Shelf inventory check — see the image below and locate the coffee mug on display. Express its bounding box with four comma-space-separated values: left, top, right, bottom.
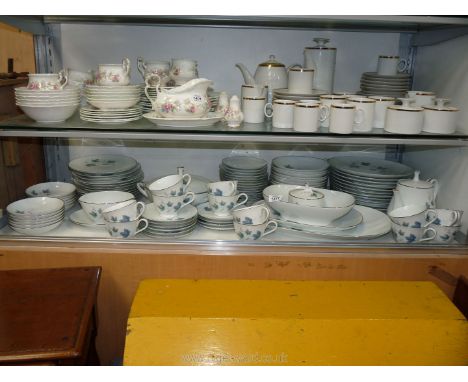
207, 181, 238, 196
105, 218, 149, 238
319, 94, 348, 127
392, 222, 437, 244
425, 209, 463, 227
97, 58, 131, 86
208, 193, 248, 216
137, 174, 191, 198
242, 97, 266, 123
288, 67, 314, 93
232, 204, 270, 225
102, 200, 145, 223
329, 104, 364, 134
153, 192, 195, 217
234, 220, 278, 240
347, 97, 375, 132
293, 102, 328, 133
377, 55, 407, 76
264, 99, 296, 129
369, 96, 395, 129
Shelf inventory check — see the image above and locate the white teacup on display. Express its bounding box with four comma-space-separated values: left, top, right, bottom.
388, 204, 427, 228
208, 193, 248, 216
369, 96, 395, 129
97, 58, 131, 86
264, 99, 296, 129
78, 191, 135, 223
137, 57, 171, 85
425, 209, 463, 227
207, 181, 238, 196
102, 200, 145, 223
170, 58, 198, 85
105, 218, 148, 238
288, 67, 314, 93
319, 94, 348, 128
293, 102, 328, 133
138, 174, 191, 198
377, 55, 407, 76
153, 192, 195, 217
347, 97, 376, 132
234, 220, 278, 240
27, 71, 68, 91
232, 204, 270, 225
288, 187, 325, 207
392, 222, 436, 244
429, 224, 460, 244
329, 103, 364, 134
242, 97, 266, 124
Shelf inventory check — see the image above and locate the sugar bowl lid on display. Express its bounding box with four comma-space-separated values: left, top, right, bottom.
397, 170, 434, 189
258, 55, 285, 68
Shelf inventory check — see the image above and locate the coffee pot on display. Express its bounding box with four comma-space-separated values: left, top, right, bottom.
235, 55, 288, 90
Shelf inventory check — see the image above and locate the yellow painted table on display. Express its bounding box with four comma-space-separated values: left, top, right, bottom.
124, 280, 468, 365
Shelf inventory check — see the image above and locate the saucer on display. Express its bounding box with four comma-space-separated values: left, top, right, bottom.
197, 202, 234, 222
143, 112, 223, 127
70, 209, 105, 227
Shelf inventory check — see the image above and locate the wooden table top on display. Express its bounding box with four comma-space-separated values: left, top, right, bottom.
0, 267, 101, 364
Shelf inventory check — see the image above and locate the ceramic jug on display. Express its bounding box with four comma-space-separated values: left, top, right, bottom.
236, 55, 289, 90
304, 37, 337, 92
395, 171, 439, 208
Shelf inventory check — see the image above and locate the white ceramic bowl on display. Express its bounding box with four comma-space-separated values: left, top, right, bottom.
263, 184, 355, 225
7, 197, 64, 216
9, 220, 63, 235
26, 182, 76, 198
18, 104, 79, 123
79, 191, 135, 223
86, 98, 139, 110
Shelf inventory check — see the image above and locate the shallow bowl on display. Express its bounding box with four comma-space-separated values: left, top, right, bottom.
18, 104, 79, 123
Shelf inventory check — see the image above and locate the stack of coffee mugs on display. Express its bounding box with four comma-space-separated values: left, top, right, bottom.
232, 205, 278, 240
101, 199, 148, 238
207, 181, 248, 217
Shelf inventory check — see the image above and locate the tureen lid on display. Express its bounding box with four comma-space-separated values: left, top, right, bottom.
398, 170, 434, 189
177, 167, 211, 194
258, 55, 285, 68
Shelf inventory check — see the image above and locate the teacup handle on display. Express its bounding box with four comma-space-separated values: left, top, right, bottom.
135, 219, 149, 235
397, 59, 408, 73
419, 227, 437, 242
135, 201, 146, 219
424, 209, 437, 226
262, 220, 278, 237
137, 57, 146, 79
428, 178, 439, 205
354, 108, 364, 125
144, 74, 161, 109
137, 182, 149, 199
319, 105, 329, 122
182, 174, 192, 188
58, 69, 68, 89
260, 205, 271, 221
233, 193, 249, 209
122, 57, 131, 75
264, 102, 273, 118
181, 192, 195, 207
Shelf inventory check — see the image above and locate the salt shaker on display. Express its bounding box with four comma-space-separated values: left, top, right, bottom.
225, 95, 243, 128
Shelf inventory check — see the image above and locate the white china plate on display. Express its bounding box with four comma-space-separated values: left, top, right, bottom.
362, 72, 411, 79
272, 156, 329, 172
143, 112, 223, 127
80, 116, 142, 124
70, 209, 105, 227
69, 155, 138, 175
143, 203, 198, 222
197, 203, 234, 222
222, 156, 268, 170
328, 156, 413, 179
274, 88, 328, 97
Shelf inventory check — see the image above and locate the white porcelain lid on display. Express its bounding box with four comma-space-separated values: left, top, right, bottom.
398, 171, 433, 189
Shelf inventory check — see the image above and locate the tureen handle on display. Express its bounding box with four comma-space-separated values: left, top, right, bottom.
144, 74, 161, 109
122, 57, 131, 75
137, 57, 146, 79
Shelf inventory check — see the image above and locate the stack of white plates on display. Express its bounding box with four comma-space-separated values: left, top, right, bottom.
270, 156, 329, 187
358, 72, 412, 98
142, 203, 198, 238
25, 182, 77, 211
81, 84, 142, 123
197, 202, 234, 230
7, 197, 65, 235
273, 88, 326, 101
68, 154, 144, 196
14, 86, 81, 123
329, 156, 413, 211
219, 156, 269, 203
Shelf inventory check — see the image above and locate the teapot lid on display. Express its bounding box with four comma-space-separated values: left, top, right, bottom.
398, 170, 434, 189
258, 55, 285, 68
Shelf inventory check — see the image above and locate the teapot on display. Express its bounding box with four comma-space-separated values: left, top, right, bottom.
236, 55, 289, 90
144, 75, 212, 118
393, 170, 439, 209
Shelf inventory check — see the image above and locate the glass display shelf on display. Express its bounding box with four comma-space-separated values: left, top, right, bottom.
1, 114, 468, 146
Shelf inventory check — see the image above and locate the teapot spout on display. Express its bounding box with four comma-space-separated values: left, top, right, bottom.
235, 63, 256, 85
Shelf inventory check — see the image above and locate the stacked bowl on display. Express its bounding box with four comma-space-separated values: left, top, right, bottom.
269, 156, 329, 187
7, 197, 65, 235
15, 72, 80, 123
25, 182, 77, 211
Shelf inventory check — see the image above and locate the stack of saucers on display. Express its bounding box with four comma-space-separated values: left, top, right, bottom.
270, 156, 329, 187
80, 84, 142, 123
25, 182, 77, 211
7, 197, 64, 235
69, 154, 144, 196
197, 203, 234, 230
358, 72, 412, 98
207, 90, 220, 112
219, 156, 269, 203
142, 203, 198, 238
139, 84, 155, 113
329, 156, 413, 211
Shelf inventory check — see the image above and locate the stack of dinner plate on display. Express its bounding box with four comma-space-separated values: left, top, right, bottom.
80, 84, 142, 123
270, 156, 329, 187
219, 156, 269, 203
329, 156, 413, 211
25, 182, 77, 211
142, 204, 198, 238
358, 72, 412, 98
68, 154, 144, 196
7, 197, 65, 235
197, 202, 234, 230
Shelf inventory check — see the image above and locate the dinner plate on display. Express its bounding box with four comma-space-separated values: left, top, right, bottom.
328, 156, 413, 179
362, 72, 411, 79
143, 112, 223, 127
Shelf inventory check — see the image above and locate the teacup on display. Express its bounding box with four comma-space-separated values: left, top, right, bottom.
347, 97, 376, 132
242, 97, 266, 123
234, 220, 278, 240
78, 191, 135, 223
208, 193, 248, 216
137, 57, 171, 85
319, 94, 348, 127
376, 55, 407, 76
105, 218, 148, 238
241, 84, 268, 100
97, 58, 131, 86
288, 187, 325, 207
293, 102, 329, 133
425, 209, 463, 227
329, 103, 364, 134
27, 71, 68, 91
207, 181, 238, 196
102, 200, 145, 223
169, 58, 198, 85
264, 99, 296, 129
387, 204, 427, 228
429, 224, 460, 244
138, 174, 191, 198
153, 192, 195, 217
232, 204, 270, 225
369, 96, 395, 129
288, 67, 314, 93
391, 222, 436, 244
67, 69, 95, 86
